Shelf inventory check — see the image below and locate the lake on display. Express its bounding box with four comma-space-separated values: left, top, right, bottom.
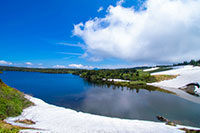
0, 71, 200, 127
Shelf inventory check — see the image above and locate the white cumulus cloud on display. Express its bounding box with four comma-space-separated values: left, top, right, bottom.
0, 60, 12, 65
97, 6, 104, 12
53, 65, 66, 68
25, 62, 33, 65
68, 64, 94, 69
73, 0, 200, 64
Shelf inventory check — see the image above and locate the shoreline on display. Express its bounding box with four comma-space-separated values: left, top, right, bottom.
104, 65, 200, 104
5, 95, 200, 132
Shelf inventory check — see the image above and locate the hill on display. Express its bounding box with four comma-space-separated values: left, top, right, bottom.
0, 79, 32, 132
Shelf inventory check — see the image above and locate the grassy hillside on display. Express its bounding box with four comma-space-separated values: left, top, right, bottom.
0, 79, 33, 132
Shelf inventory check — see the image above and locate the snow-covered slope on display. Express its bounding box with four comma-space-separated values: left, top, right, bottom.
6, 95, 191, 133
149, 65, 200, 104
143, 67, 159, 72
151, 65, 200, 88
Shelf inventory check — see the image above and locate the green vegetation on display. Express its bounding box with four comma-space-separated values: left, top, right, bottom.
75, 69, 157, 83
0, 79, 33, 132
173, 59, 200, 66
76, 69, 177, 85
0, 79, 32, 120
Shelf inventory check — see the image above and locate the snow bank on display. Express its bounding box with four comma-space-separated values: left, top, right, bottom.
149, 65, 200, 104
5, 95, 190, 133
151, 65, 200, 88
104, 78, 130, 82
143, 67, 159, 72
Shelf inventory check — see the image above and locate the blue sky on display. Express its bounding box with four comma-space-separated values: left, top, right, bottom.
0, 0, 199, 68
0, 0, 145, 68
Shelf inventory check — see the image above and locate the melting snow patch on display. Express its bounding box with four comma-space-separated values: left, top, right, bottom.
5, 95, 190, 133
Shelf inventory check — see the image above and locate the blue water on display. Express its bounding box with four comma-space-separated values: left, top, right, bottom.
0, 71, 200, 127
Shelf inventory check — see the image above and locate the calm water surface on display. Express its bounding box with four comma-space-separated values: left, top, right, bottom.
0, 71, 200, 127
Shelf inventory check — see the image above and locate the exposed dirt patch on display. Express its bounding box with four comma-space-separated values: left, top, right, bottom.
180, 128, 200, 133
15, 119, 36, 125
152, 75, 179, 82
